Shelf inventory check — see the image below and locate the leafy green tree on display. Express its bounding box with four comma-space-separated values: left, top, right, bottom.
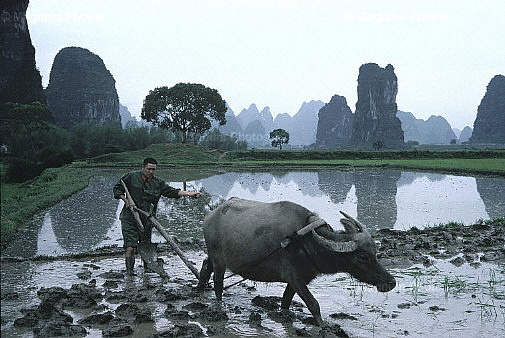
141, 83, 227, 143
1, 102, 76, 182
270, 128, 289, 150
1, 102, 53, 156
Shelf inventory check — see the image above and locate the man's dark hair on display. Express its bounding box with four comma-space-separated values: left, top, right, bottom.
143, 157, 158, 166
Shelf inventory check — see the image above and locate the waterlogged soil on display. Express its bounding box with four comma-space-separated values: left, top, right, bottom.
1, 220, 504, 338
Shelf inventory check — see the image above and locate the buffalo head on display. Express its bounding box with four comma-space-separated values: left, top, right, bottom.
311, 211, 396, 292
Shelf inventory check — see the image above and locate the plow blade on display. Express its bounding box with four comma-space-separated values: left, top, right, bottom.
138, 242, 168, 278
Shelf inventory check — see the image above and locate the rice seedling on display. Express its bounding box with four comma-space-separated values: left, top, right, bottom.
475, 296, 498, 318
442, 275, 468, 296
403, 269, 430, 303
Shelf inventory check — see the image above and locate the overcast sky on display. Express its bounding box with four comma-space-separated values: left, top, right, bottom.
27, 0, 504, 130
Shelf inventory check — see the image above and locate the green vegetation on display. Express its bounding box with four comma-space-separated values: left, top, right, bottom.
141, 83, 227, 143
0, 101, 181, 182
78, 143, 227, 167
2, 143, 505, 248
222, 149, 505, 176
1, 167, 93, 246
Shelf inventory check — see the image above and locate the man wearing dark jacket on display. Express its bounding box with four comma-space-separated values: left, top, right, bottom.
113, 157, 201, 275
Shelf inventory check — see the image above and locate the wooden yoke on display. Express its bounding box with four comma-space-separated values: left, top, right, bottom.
120, 179, 144, 232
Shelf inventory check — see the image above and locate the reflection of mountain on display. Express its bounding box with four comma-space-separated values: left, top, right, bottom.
198, 171, 325, 200
236, 173, 275, 194
276, 172, 322, 197
353, 171, 401, 231
476, 178, 505, 219
37, 213, 67, 256
50, 176, 118, 252
396, 172, 446, 187
195, 172, 241, 200
317, 171, 353, 203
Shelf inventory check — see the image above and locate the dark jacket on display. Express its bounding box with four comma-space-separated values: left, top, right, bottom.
113, 171, 180, 222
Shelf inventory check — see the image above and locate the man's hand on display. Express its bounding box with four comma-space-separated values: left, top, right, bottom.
179, 190, 202, 199
121, 195, 131, 208
190, 192, 202, 199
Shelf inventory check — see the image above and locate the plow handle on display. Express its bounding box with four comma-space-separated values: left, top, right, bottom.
120, 179, 144, 231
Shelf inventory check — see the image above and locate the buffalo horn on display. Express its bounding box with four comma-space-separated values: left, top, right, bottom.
339, 211, 364, 232
311, 230, 357, 253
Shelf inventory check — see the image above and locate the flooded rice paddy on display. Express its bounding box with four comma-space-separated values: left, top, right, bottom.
1, 169, 504, 337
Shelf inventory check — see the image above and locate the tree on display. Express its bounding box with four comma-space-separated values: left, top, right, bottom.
373, 140, 384, 151
141, 83, 227, 143
1, 102, 53, 156
1, 102, 75, 182
270, 128, 289, 150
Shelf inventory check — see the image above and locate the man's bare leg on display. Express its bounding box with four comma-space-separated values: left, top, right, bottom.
125, 246, 135, 275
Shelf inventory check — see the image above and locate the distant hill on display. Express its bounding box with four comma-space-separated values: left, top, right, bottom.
470, 74, 505, 144
315, 95, 353, 148
218, 101, 324, 148
397, 111, 457, 144
281, 100, 325, 145
119, 103, 137, 127
45, 47, 121, 129
216, 102, 467, 148
205, 61, 479, 149
217, 105, 243, 135
350, 63, 404, 149
458, 126, 473, 143
0, 0, 50, 120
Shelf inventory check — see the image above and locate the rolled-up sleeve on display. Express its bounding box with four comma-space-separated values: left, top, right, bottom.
161, 181, 181, 199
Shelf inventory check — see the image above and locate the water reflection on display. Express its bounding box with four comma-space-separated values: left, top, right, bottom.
49, 176, 119, 251
191, 170, 504, 232
2, 169, 504, 259
476, 178, 505, 219
318, 171, 353, 203
353, 170, 401, 229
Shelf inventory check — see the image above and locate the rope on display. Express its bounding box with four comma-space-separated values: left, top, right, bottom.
204, 244, 284, 290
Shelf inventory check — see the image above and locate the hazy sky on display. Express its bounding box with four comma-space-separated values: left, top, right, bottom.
27, 0, 504, 130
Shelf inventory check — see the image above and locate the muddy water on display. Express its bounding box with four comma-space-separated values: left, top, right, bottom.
1, 249, 504, 337
1, 169, 504, 337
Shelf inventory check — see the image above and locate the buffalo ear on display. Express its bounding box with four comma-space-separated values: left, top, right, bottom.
339, 211, 364, 233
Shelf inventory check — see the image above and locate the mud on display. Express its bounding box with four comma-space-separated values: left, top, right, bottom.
2, 219, 503, 337
375, 219, 505, 268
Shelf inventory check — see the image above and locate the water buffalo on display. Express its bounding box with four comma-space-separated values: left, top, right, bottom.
197, 197, 396, 326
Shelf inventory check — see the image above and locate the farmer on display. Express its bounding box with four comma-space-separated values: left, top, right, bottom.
113, 157, 201, 275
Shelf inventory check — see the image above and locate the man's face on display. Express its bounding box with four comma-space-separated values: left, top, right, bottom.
142, 163, 157, 179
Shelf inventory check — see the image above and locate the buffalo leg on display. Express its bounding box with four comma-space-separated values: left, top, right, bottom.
281, 284, 296, 309
291, 282, 324, 326
212, 264, 225, 300
197, 258, 213, 289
